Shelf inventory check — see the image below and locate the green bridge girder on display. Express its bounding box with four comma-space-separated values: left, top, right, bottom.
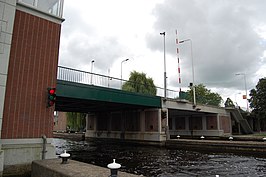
55, 80, 162, 113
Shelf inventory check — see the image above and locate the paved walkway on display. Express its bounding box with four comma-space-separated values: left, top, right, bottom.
32, 159, 142, 177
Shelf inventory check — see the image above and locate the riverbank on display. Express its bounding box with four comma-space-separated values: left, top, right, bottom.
32, 158, 142, 177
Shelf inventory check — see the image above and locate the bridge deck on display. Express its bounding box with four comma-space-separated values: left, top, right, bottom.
56, 80, 161, 112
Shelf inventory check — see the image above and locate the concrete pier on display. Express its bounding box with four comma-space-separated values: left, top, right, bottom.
32, 159, 142, 177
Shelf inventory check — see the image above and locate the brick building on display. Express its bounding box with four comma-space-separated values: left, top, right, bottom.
0, 0, 64, 175
54, 111, 67, 132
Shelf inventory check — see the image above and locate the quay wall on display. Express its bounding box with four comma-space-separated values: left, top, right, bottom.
32, 158, 141, 177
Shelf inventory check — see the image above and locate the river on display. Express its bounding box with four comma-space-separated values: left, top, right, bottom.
52, 138, 266, 177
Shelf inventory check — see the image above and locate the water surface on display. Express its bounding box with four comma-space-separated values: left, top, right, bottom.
53, 138, 266, 177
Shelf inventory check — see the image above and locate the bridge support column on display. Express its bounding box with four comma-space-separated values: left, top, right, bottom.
140, 111, 145, 133
202, 116, 207, 131
185, 116, 189, 131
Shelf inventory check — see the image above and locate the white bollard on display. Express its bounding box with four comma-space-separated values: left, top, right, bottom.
107, 159, 121, 177
60, 150, 70, 164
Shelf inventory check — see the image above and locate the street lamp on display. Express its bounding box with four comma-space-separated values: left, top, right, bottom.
160, 32, 167, 99
108, 68, 111, 88
235, 73, 249, 112
179, 39, 196, 107
121, 58, 129, 88
160, 32, 170, 140
90, 60, 95, 84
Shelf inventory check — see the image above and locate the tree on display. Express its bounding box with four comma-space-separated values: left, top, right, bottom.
122, 71, 156, 96
186, 84, 222, 106
66, 112, 86, 132
249, 78, 266, 120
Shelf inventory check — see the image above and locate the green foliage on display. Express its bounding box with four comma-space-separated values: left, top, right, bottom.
249, 78, 266, 119
186, 84, 222, 106
122, 71, 156, 96
66, 112, 86, 131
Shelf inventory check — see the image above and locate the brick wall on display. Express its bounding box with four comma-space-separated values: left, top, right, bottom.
2, 10, 61, 139
54, 112, 67, 132
219, 116, 231, 133
206, 116, 218, 130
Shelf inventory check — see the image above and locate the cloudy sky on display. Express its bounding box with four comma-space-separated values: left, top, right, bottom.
58, 0, 266, 109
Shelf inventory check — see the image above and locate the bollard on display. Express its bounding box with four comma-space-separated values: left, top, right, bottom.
60, 150, 70, 164
107, 159, 121, 177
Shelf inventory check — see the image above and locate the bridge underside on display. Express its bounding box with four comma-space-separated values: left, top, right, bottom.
55, 80, 161, 113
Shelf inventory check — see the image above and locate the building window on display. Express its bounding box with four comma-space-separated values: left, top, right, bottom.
17, 0, 64, 17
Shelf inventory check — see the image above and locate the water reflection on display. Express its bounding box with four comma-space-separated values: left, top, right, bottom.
53, 138, 266, 177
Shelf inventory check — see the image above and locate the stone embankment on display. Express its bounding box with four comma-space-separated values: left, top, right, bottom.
32, 158, 142, 177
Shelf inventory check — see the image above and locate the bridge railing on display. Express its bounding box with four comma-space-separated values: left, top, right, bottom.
57, 66, 180, 99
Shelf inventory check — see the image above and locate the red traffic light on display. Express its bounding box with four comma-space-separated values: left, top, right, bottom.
49, 88, 56, 94
47, 87, 56, 108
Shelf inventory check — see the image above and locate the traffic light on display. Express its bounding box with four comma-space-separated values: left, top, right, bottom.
47, 87, 56, 107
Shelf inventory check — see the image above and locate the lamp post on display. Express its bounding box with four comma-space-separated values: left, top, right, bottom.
235, 73, 249, 112
120, 58, 129, 88
179, 39, 196, 107
160, 32, 167, 99
108, 68, 111, 88
90, 60, 95, 84
160, 32, 170, 140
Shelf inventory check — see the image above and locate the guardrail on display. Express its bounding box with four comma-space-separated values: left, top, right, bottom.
57, 66, 179, 99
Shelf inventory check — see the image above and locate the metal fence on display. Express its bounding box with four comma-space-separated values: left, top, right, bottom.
57, 66, 179, 99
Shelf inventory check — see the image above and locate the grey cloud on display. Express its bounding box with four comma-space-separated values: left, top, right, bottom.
147, 0, 266, 91
59, 3, 127, 71
59, 33, 126, 71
